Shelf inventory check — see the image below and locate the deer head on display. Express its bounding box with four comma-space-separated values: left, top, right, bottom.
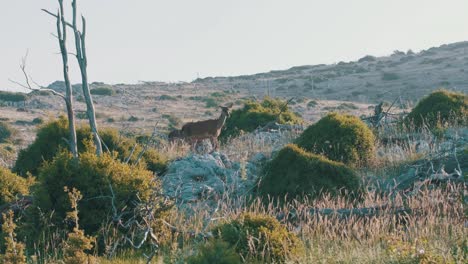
217, 103, 233, 128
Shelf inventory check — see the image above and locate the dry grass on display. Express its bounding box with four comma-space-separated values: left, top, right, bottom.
154, 181, 465, 263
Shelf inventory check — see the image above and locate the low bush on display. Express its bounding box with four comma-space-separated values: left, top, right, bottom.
213, 212, 303, 263
32, 117, 44, 125
14, 117, 168, 176
382, 72, 399, 81
0, 166, 32, 206
204, 97, 218, 108
158, 94, 178, 101
405, 90, 467, 129
358, 55, 376, 63
34, 146, 157, 234
128, 116, 139, 122
0, 91, 28, 102
90, 87, 115, 96
257, 144, 361, 201
307, 100, 318, 108
186, 239, 241, 264
295, 112, 375, 166
221, 97, 303, 140
0, 122, 16, 143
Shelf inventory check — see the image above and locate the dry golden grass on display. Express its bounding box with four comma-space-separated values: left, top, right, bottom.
154, 182, 465, 263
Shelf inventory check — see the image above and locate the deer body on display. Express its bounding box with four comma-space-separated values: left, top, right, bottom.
180, 104, 232, 151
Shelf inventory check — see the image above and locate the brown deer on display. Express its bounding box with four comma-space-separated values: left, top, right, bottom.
180, 103, 233, 151
168, 129, 184, 143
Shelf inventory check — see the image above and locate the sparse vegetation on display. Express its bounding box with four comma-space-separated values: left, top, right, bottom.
159, 94, 178, 101
295, 112, 375, 166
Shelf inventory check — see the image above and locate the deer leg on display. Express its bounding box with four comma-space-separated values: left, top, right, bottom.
209, 137, 218, 153
191, 138, 199, 152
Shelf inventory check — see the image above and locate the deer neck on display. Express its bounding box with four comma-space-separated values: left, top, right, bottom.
217, 111, 228, 129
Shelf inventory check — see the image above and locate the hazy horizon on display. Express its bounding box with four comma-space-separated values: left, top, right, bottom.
1, 0, 468, 92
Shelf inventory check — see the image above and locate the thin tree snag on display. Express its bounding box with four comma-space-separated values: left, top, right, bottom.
71, 0, 102, 155
44, 0, 103, 155
57, 0, 78, 158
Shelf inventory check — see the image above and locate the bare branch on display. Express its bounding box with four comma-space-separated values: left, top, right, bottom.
42, 8, 73, 28
9, 53, 66, 100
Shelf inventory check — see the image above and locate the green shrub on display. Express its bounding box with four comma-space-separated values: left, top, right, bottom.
0, 122, 16, 143
221, 97, 303, 140
204, 97, 218, 108
405, 90, 467, 129
34, 147, 156, 234
14, 118, 168, 176
0, 166, 32, 206
162, 114, 182, 129
158, 94, 177, 101
295, 113, 375, 166
358, 55, 376, 63
32, 117, 44, 125
186, 239, 241, 264
90, 87, 115, 96
258, 144, 361, 200
128, 116, 139, 122
382, 72, 399, 81
0, 91, 28, 102
213, 213, 303, 263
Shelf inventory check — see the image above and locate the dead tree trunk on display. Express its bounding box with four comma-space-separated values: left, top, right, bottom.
71, 0, 102, 155
43, 0, 102, 155
57, 0, 78, 158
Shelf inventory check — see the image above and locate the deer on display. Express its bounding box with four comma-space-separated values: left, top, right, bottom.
168, 129, 184, 143
180, 103, 233, 152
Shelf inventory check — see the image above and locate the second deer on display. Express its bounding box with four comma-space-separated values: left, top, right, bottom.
179, 103, 233, 152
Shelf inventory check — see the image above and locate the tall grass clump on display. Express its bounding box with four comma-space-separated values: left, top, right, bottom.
295, 112, 375, 166
186, 239, 241, 264
257, 144, 361, 201
213, 212, 303, 263
221, 97, 303, 140
405, 89, 467, 129
0, 122, 16, 143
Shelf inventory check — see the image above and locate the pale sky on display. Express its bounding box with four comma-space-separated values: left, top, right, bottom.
1, 0, 467, 91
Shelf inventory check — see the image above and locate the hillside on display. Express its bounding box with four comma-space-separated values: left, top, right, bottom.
1, 41, 468, 158
194, 41, 468, 103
